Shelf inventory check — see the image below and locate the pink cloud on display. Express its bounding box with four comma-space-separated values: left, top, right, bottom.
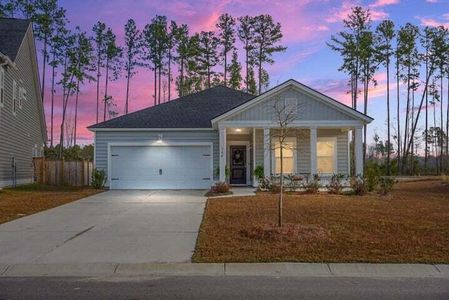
416, 16, 449, 28
369, 0, 400, 8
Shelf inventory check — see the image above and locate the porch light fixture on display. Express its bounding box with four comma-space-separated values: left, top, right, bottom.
157, 134, 163, 143
235, 128, 242, 132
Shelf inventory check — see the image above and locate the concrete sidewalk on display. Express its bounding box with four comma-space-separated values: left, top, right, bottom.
1, 262, 448, 278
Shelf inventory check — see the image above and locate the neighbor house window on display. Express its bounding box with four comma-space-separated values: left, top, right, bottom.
272, 137, 296, 174
12, 79, 17, 114
317, 137, 337, 174
19, 87, 26, 108
0, 67, 4, 107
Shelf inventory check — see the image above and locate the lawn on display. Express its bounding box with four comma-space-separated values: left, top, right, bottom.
0, 184, 102, 224
193, 180, 449, 263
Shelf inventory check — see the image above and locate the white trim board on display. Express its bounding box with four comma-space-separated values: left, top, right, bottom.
212, 79, 373, 125
89, 127, 215, 132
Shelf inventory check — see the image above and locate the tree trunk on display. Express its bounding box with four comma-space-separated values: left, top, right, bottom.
153, 66, 157, 105
425, 53, 429, 173
278, 138, 283, 227
168, 50, 171, 101
50, 52, 56, 148
396, 51, 401, 174
74, 79, 80, 145
245, 42, 249, 92
158, 66, 161, 105
125, 65, 131, 114
446, 75, 449, 170
402, 65, 411, 174
96, 57, 101, 124
386, 55, 391, 176
224, 48, 227, 87
258, 46, 262, 95
103, 56, 110, 122
41, 35, 48, 103
363, 76, 368, 169
180, 58, 184, 97
440, 74, 444, 174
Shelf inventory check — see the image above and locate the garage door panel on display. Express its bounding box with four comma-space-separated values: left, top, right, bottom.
110, 145, 212, 189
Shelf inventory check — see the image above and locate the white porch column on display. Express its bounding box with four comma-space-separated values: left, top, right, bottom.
355, 126, 364, 176
253, 128, 258, 187
219, 127, 227, 182
263, 128, 271, 177
310, 127, 317, 175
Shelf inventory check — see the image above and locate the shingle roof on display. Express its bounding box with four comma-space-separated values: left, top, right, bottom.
0, 18, 30, 61
89, 86, 256, 129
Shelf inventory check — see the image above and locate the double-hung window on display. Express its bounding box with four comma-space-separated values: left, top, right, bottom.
317, 137, 337, 174
272, 137, 296, 174
0, 67, 4, 107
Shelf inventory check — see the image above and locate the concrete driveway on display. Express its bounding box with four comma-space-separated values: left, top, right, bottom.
0, 190, 206, 264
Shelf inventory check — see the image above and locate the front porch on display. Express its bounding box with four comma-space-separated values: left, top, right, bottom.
218, 125, 364, 187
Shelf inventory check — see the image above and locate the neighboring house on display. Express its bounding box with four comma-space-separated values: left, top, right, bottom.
0, 18, 46, 188
89, 79, 373, 190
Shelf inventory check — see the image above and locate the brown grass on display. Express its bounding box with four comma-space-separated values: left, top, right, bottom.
0, 184, 102, 224
193, 180, 449, 263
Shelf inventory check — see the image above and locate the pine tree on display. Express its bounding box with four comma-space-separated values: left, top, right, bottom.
197, 31, 218, 89
228, 49, 242, 90
238, 16, 256, 93
216, 13, 236, 86
173, 23, 190, 97
376, 20, 395, 176
124, 19, 142, 114
102, 27, 122, 121
92, 21, 107, 123
252, 14, 286, 94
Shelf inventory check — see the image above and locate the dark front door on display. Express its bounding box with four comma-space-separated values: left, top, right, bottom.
230, 145, 246, 185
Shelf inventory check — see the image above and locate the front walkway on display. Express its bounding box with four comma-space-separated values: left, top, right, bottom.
0, 190, 206, 264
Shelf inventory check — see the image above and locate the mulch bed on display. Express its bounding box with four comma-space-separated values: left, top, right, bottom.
193, 180, 449, 263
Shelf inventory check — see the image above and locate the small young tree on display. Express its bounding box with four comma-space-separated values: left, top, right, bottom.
269, 98, 298, 227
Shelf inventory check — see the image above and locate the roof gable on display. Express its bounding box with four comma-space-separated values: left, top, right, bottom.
212, 79, 374, 125
0, 18, 30, 61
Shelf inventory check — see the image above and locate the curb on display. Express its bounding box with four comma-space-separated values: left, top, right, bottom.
1, 263, 449, 278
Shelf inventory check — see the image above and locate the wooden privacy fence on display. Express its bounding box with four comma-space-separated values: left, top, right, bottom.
33, 158, 93, 186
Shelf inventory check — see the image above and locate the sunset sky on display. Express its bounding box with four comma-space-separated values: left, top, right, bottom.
46, 0, 449, 145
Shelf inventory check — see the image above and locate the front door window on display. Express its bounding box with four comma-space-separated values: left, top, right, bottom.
230, 145, 246, 184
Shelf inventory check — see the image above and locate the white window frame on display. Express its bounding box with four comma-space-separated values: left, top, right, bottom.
12, 79, 17, 115
271, 136, 297, 175
0, 67, 4, 107
317, 137, 338, 175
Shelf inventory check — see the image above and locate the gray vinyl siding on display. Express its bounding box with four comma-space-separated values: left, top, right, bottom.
254, 129, 264, 167
297, 129, 310, 174
94, 130, 219, 184
0, 27, 45, 187
228, 87, 353, 121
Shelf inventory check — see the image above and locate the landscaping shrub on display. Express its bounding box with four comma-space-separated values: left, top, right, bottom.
258, 177, 272, 191
350, 175, 366, 196
253, 166, 264, 182
91, 168, 106, 189
305, 174, 321, 194
365, 161, 380, 192
327, 173, 345, 194
286, 174, 303, 192
378, 177, 395, 195
212, 182, 230, 194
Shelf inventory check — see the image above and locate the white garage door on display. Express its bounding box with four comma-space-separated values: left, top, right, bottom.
109, 145, 213, 189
